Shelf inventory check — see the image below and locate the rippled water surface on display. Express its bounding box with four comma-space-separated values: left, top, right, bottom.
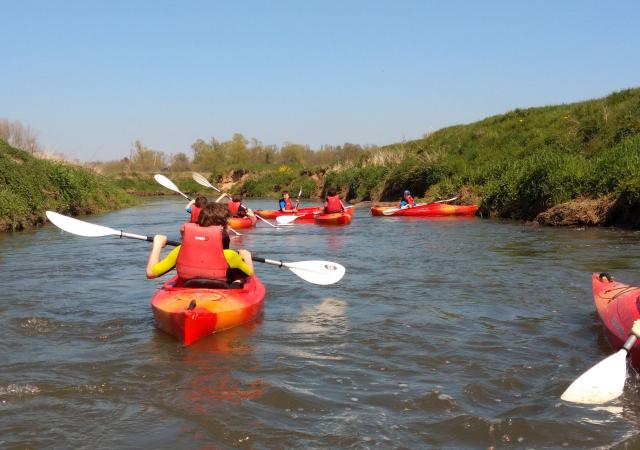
2, 198, 640, 449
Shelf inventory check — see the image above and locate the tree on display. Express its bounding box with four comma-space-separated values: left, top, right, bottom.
130, 140, 166, 171
226, 133, 249, 166
191, 138, 226, 174
279, 142, 306, 165
169, 152, 191, 172
0, 118, 40, 153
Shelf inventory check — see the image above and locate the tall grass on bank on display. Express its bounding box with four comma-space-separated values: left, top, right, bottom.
324, 87, 640, 222
0, 140, 134, 231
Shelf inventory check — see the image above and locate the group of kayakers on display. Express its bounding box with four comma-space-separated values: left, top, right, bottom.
279, 188, 347, 214
145, 187, 411, 286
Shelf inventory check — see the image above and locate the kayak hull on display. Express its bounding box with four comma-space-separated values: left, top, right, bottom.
371, 203, 479, 217
228, 215, 258, 229
255, 207, 320, 222
592, 273, 640, 370
256, 207, 354, 223
315, 212, 352, 226
151, 275, 266, 345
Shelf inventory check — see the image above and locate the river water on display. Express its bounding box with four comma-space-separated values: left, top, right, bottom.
2, 198, 640, 449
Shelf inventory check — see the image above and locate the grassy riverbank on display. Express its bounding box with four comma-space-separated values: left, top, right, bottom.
0, 140, 135, 231
319, 88, 640, 226
55, 87, 639, 228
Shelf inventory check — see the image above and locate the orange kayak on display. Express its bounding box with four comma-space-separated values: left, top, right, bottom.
315, 212, 352, 226
151, 275, 266, 345
371, 203, 478, 217
254, 207, 321, 221
592, 273, 640, 369
228, 215, 258, 229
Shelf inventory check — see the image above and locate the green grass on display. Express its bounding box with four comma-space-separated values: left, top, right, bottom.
0, 140, 135, 231
235, 165, 320, 198
322, 87, 640, 222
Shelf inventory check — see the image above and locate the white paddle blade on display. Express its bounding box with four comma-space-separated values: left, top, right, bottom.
46, 211, 119, 238
284, 261, 346, 285
255, 214, 278, 228
192, 172, 216, 190
382, 208, 401, 216
153, 174, 180, 192
276, 215, 300, 225
561, 349, 628, 404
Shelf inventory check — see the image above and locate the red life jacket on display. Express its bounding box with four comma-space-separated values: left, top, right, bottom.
280, 197, 294, 211
325, 195, 344, 213
189, 205, 202, 223
406, 195, 415, 206
227, 201, 241, 217
176, 223, 228, 281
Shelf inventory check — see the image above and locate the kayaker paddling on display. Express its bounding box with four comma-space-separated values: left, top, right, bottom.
227, 193, 254, 218
146, 202, 254, 286
279, 191, 296, 212
323, 187, 346, 213
185, 195, 208, 223
399, 190, 416, 209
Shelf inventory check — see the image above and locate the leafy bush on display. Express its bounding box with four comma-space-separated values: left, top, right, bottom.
0, 140, 135, 231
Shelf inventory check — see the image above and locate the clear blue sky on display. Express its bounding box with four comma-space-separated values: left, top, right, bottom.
2, 0, 639, 161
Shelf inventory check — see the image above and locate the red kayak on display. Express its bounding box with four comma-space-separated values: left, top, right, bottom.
228, 215, 258, 229
592, 273, 640, 369
315, 212, 352, 226
151, 275, 266, 345
371, 203, 478, 217
254, 207, 320, 222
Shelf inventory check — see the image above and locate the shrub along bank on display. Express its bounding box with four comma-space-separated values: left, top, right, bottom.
0, 140, 135, 231
321, 88, 640, 226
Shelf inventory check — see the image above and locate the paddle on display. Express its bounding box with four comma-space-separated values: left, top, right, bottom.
191, 172, 279, 229
561, 319, 640, 404
153, 174, 242, 236
276, 214, 304, 225
294, 186, 303, 210
45, 211, 345, 285
381, 196, 459, 216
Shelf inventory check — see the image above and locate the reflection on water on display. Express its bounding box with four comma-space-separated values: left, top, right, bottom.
1, 198, 640, 448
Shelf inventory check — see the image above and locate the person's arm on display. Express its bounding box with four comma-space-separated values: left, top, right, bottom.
146, 235, 167, 278
146, 235, 180, 279
185, 199, 195, 212
224, 249, 253, 276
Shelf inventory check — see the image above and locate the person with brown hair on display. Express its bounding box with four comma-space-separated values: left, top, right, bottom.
146, 202, 254, 284
227, 193, 254, 218
185, 195, 208, 223
323, 187, 345, 213
278, 191, 296, 212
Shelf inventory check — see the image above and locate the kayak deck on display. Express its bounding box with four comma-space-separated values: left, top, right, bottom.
315, 212, 352, 225
371, 203, 478, 217
592, 273, 640, 369
228, 215, 258, 229
151, 275, 266, 345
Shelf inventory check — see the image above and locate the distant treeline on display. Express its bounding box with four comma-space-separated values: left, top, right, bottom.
90, 135, 376, 181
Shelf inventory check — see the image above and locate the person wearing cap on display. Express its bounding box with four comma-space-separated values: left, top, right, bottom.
399, 190, 416, 208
